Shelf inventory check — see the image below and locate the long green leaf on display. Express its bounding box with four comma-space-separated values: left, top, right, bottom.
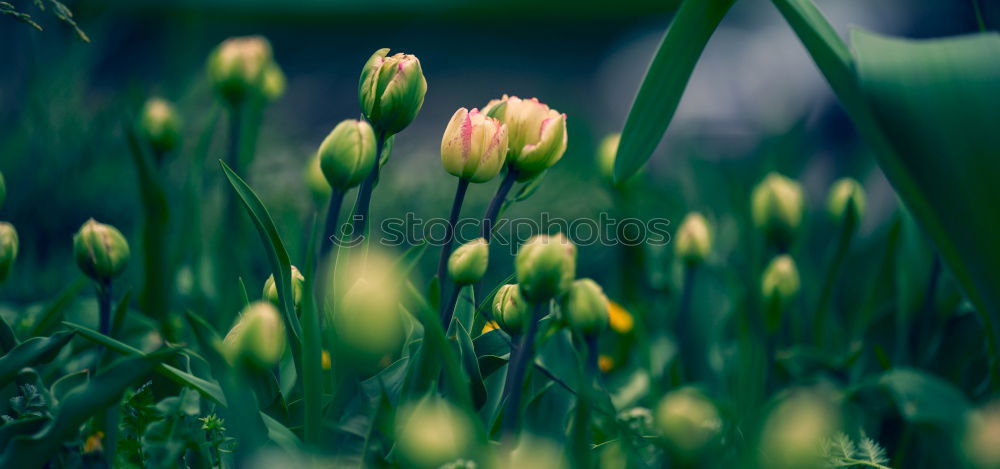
613, 0, 736, 182
0, 331, 75, 386
27, 276, 87, 337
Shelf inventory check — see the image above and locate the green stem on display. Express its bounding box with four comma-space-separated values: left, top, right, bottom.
812, 213, 857, 347
480, 167, 518, 241
319, 187, 346, 259
675, 265, 700, 383
500, 302, 544, 444
97, 279, 112, 337
350, 132, 387, 244
437, 178, 470, 310
972, 0, 986, 31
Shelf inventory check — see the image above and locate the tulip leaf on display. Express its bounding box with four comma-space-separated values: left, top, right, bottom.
876, 368, 971, 434
613, 0, 737, 182
0, 331, 75, 386
0, 313, 17, 352
49, 369, 90, 404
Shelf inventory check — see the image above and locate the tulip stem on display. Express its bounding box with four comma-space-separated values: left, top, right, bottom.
811, 211, 857, 347
500, 302, 544, 444
437, 178, 470, 320
440, 284, 463, 327
481, 167, 519, 241
676, 265, 701, 383
351, 132, 387, 244
97, 278, 112, 337
319, 187, 346, 259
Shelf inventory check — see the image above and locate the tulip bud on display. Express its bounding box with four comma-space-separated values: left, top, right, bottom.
222, 301, 286, 368
0, 222, 17, 283
758, 391, 840, 469
440, 108, 508, 183
674, 212, 712, 265
138, 97, 181, 156
761, 254, 800, 306
492, 284, 529, 335
596, 133, 621, 183
206, 35, 274, 105
396, 397, 474, 469
447, 238, 489, 285
73, 219, 130, 282
654, 388, 722, 459
304, 155, 332, 205
318, 119, 377, 191
560, 278, 609, 336
334, 252, 405, 370
751, 172, 804, 248
514, 234, 576, 303
483, 95, 567, 180
965, 401, 1000, 469
261, 62, 286, 101
826, 177, 866, 223
262, 265, 305, 308
358, 48, 427, 136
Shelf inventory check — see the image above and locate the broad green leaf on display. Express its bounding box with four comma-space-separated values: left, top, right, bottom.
613, 0, 737, 182
0, 331, 75, 386
49, 369, 90, 403
0, 313, 17, 352
876, 368, 971, 434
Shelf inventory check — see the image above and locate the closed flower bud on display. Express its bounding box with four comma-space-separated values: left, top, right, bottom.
304, 155, 332, 205
206, 35, 274, 105
761, 254, 800, 305
396, 397, 474, 469
262, 265, 305, 308
358, 48, 427, 136
334, 251, 405, 370
483, 95, 567, 180
223, 301, 286, 368
759, 391, 840, 469
751, 172, 804, 248
138, 97, 182, 156
655, 388, 722, 459
493, 284, 529, 335
73, 219, 130, 282
965, 401, 1000, 469
447, 238, 488, 285
515, 234, 576, 303
674, 212, 712, 265
560, 278, 609, 336
0, 222, 17, 283
440, 108, 508, 183
318, 119, 377, 191
596, 133, 621, 183
261, 62, 286, 101
826, 177, 866, 223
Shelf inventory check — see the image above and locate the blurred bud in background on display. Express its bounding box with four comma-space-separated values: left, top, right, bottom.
358, 48, 427, 136
206, 35, 274, 106
965, 401, 1000, 469
761, 254, 800, 331
0, 222, 17, 282
261, 62, 286, 101
560, 278, 609, 336
222, 301, 286, 369
440, 108, 508, 183
318, 119, 377, 191
395, 396, 474, 469
826, 177, 866, 224
752, 172, 804, 249
758, 390, 841, 469
654, 387, 722, 461
73, 218, 130, 282
674, 212, 712, 266
448, 238, 489, 285
333, 249, 406, 371
515, 233, 576, 304
262, 265, 305, 309
137, 97, 181, 158
596, 133, 621, 184
506, 436, 568, 469
493, 284, 529, 335
483, 95, 567, 180
304, 155, 332, 206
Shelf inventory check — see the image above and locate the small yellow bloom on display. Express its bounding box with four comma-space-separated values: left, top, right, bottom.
84, 431, 104, 454
607, 300, 634, 334
598, 355, 615, 373
321, 350, 331, 370
481, 321, 500, 335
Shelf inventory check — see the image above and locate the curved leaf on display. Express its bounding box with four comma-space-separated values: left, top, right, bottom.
0, 331, 75, 386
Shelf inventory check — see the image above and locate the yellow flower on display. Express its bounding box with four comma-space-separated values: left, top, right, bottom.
598, 355, 615, 373
481, 321, 499, 335
321, 350, 331, 370
607, 300, 634, 334
84, 431, 105, 454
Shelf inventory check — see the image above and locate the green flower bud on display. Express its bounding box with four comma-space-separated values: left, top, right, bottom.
447, 238, 488, 285
334, 252, 405, 370
440, 108, 508, 183
358, 48, 427, 136
751, 172, 804, 248
206, 35, 274, 105
0, 222, 17, 283
514, 234, 576, 303
73, 219, 130, 282
758, 391, 840, 469
965, 401, 1000, 469
674, 212, 712, 265
318, 119, 377, 191
138, 97, 181, 156
482, 95, 567, 180
826, 177, 866, 222
654, 388, 722, 459
596, 133, 620, 183
261, 62, 286, 101
492, 284, 529, 335
223, 301, 286, 368
761, 254, 800, 305
396, 397, 474, 469
262, 265, 305, 308
304, 155, 332, 205
560, 278, 609, 336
